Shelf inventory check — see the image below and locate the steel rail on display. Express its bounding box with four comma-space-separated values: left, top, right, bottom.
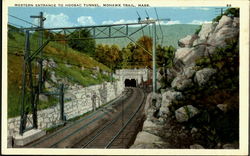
105, 90, 146, 148
80, 88, 145, 148
79, 89, 133, 148
48, 89, 133, 148
29, 88, 132, 147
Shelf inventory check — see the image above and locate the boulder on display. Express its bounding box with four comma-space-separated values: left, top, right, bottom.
217, 104, 228, 112
206, 16, 239, 55
130, 131, 169, 149
39, 94, 49, 102
7, 136, 13, 148
208, 27, 239, 49
142, 119, 164, 136
146, 108, 157, 119
175, 48, 193, 62
157, 81, 162, 91
198, 23, 216, 40
175, 105, 200, 122
171, 76, 193, 91
47, 59, 57, 68
214, 15, 233, 32
233, 17, 239, 27
50, 71, 57, 83
44, 82, 52, 89
194, 68, 217, 86
159, 106, 171, 118
191, 127, 198, 134
157, 69, 164, 81
161, 97, 172, 108
178, 35, 198, 48
190, 144, 205, 149
161, 90, 183, 107
174, 46, 205, 66
130, 142, 169, 149
144, 93, 153, 115
223, 143, 238, 149
151, 93, 162, 108
183, 66, 196, 79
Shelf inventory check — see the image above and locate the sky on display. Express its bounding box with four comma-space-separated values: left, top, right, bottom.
8, 7, 227, 28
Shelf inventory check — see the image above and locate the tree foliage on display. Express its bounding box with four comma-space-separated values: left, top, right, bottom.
95, 44, 122, 70
133, 36, 152, 67
68, 29, 96, 55
156, 45, 176, 68
212, 8, 239, 22
94, 35, 155, 69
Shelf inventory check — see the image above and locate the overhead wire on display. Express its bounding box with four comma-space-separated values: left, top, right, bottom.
8, 22, 24, 29
154, 8, 164, 45
145, 10, 152, 37
8, 14, 39, 27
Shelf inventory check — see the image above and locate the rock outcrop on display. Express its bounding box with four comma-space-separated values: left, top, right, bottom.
175, 105, 200, 123
178, 35, 198, 48
130, 14, 239, 149
194, 68, 217, 86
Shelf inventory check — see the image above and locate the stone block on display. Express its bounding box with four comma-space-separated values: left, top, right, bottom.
14, 129, 46, 146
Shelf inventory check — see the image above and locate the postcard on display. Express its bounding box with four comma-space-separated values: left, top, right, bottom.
2, 0, 249, 155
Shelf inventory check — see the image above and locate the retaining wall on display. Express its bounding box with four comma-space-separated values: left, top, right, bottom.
7, 80, 124, 137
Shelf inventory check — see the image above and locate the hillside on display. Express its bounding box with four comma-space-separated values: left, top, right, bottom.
8, 26, 111, 118
96, 24, 200, 48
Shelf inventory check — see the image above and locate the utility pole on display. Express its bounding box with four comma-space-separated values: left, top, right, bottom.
152, 22, 157, 93
19, 30, 29, 135
30, 12, 46, 95
215, 8, 224, 16
30, 12, 46, 129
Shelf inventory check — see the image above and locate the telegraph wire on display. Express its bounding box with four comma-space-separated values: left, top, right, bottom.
136, 11, 146, 42
154, 8, 164, 45
145, 10, 151, 37
8, 14, 39, 27
8, 22, 24, 29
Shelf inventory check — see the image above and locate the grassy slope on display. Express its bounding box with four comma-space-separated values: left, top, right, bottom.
96, 24, 199, 48
7, 28, 111, 118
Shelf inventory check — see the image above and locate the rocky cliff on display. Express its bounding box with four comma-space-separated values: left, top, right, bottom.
131, 15, 239, 149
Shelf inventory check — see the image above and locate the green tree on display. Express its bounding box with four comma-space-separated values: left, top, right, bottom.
108, 44, 121, 69
156, 45, 175, 68
212, 8, 239, 22
120, 47, 133, 68
95, 44, 105, 63
95, 44, 121, 70
133, 36, 152, 68
68, 29, 96, 55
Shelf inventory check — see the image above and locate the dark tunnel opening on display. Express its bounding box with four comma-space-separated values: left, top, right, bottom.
125, 79, 137, 87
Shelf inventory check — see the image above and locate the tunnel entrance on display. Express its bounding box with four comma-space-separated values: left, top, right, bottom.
125, 79, 136, 87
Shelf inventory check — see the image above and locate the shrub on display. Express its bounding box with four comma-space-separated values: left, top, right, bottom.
212, 8, 239, 22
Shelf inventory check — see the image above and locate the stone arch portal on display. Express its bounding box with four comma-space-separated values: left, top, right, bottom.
125, 79, 137, 87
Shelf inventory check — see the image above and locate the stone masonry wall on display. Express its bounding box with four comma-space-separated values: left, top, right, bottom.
115, 68, 150, 85
7, 80, 124, 137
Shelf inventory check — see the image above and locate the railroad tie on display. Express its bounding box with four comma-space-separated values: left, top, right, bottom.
101, 107, 116, 115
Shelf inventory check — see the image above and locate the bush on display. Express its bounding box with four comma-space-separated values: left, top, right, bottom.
67, 29, 96, 56
194, 25, 202, 35
212, 8, 239, 22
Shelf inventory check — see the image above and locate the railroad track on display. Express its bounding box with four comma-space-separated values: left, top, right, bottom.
72, 87, 146, 148
25, 87, 146, 148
